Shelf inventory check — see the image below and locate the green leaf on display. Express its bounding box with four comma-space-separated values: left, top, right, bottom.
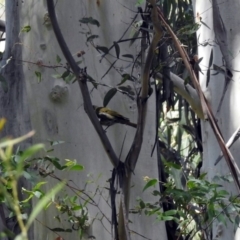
235, 215, 240, 227
139, 199, 145, 209
26, 181, 65, 230
96, 45, 109, 54
143, 178, 158, 192
21, 190, 34, 203
79, 17, 100, 27
164, 161, 182, 170
61, 71, 70, 79
44, 156, 65, 170
206, 49, 213, 86
200, 20, 210, 30
33, 190, 43, 198
64, 73, 75, 83
87, 35, 99, 42
117, 74, 132, 86
113, 41, 120, 59
164, 210, 178, 216
122, 54, 134, 62
21, 25, 31, 33
89, 19, 100, 27
103, 88, 117, 107
68, 164, 84, 171
87, 74, 98, 89
217, 190, 229, 197
0, 131, 35, 148
33, 181, 47, 191
152, 190, 160, 196
197, 57, 203, 64
157, 215, 175, 221
135, 0, 145, 7
56, 55, 61, 63
221, 175, 233, 182
35, 71, 42, 83
79, 17, 91, 24
213, 64, 225, 75
206, 69, 210, 87
217, 213, 227, 225
71, 205, 82, 211
17, 144, 44, 172
208, 49, 213, 68
22, 171, 32, 180
49, 228, 72, 232
178, 23, 200, 35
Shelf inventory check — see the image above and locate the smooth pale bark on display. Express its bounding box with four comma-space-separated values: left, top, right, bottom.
13, 1, 168, 240
193, 0, 240, 239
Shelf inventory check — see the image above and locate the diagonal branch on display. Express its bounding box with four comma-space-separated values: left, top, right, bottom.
46, 0, 119, 168
126, 0, 163, 171
215, 125, 240, 165
118, 2, 163, 239
156, 7, 240, 192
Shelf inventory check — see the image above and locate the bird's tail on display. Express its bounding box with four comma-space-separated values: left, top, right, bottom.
120, 120, 137, 128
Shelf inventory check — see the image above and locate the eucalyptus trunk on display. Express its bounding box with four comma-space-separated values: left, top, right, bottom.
0, 1, 167, 240
193, 0, 240, 239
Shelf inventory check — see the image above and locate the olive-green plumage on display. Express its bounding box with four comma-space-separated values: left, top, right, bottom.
93, 105, 137, 128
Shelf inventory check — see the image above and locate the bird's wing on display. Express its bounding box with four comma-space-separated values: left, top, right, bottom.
98, 111, 115, 120
106, 110, 129, 121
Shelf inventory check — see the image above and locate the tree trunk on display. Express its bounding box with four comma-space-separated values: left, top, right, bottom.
0, 1, 33, 239
1, 1, 167, 239
193, 0, 240, 239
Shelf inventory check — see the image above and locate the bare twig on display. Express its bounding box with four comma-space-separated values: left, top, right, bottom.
215, 125, 240, 165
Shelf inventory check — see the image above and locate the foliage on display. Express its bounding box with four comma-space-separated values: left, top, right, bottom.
30, 1, 226, 239
0, 121, 90, 239
139, 172, 240, 239
2, 0, 238, 239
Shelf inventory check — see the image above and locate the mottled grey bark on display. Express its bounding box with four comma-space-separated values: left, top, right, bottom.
0, 1, 33, 239
0, 1, 31, 138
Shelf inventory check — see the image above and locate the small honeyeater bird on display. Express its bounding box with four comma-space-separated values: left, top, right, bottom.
93, 105, 137, 128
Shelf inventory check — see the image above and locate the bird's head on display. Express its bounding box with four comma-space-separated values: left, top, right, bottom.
92, 105, 102, 115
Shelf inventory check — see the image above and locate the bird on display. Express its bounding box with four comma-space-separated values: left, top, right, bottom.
93, 105, 137, 128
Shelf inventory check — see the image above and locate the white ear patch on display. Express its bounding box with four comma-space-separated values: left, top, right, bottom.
99, 112, 115, 119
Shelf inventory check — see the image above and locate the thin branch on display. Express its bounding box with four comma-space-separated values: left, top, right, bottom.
118, 3, 163, 238
47, 0, 119, 168
120, 191, 131, 240
126, 0, 163, 171
215, 125, 240, 165
156, 6, 240, 192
